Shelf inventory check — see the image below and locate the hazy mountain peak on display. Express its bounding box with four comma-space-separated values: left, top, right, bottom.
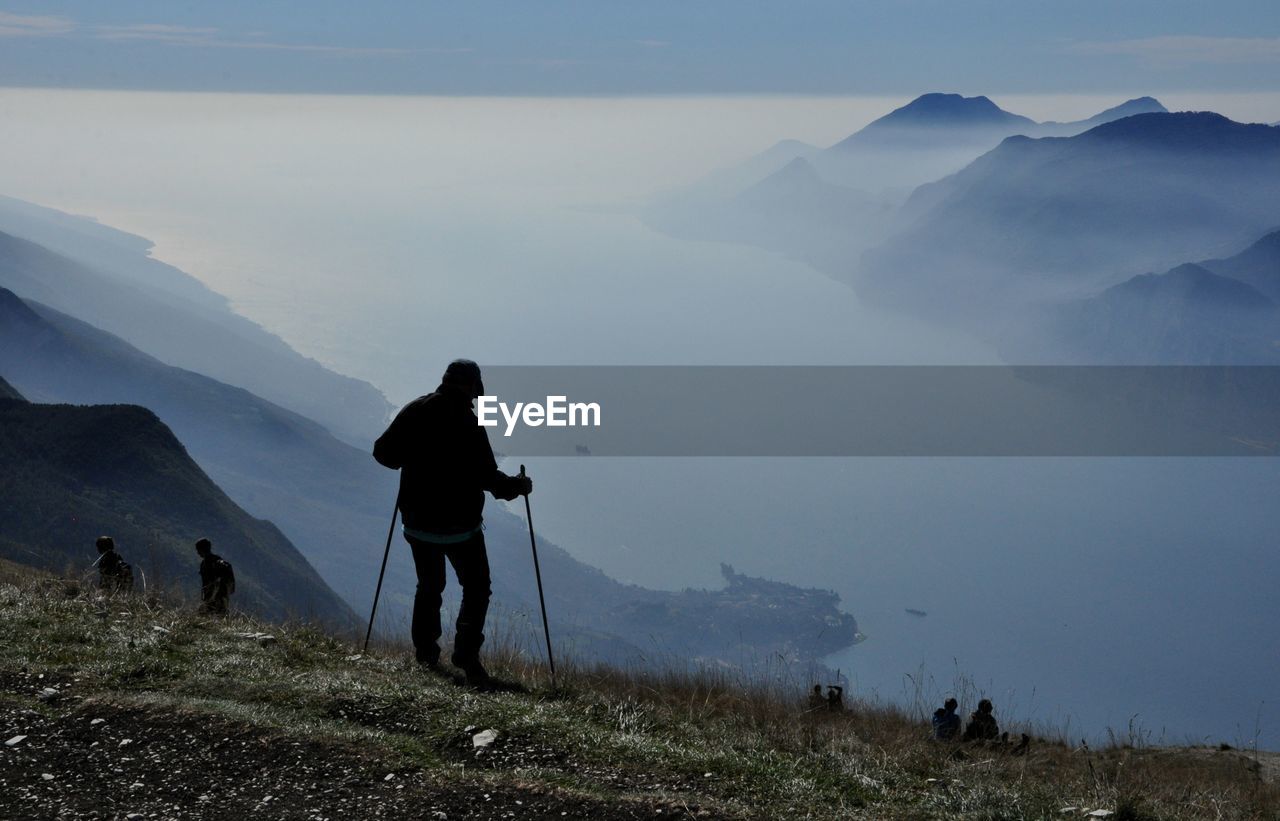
1199, 226, 1280, 304
0, 284, 45, 328
870, 92, 1035, 129
766, 138, 819, 154
1083, 96, 1168, 124
0, 374, 24, 401
774, 156, 821, 181
1112, 262, 1274, 309
827, 92, 1036, 156
1245, 226, 1280, 252
1079, 111, 1280, 152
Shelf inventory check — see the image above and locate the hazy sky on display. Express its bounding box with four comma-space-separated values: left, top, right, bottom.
2, 1, 1280, 95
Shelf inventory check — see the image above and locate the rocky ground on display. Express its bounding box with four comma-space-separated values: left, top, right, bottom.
0, 696, 720, 820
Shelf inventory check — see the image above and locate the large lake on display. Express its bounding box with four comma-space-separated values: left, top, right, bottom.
2, 89, 1278, 748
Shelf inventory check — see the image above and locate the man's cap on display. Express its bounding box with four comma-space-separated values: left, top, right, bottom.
195, 538, 212, 551
95, 536, 114, 551
442, 359, 484, 394
443, 359, 482, 384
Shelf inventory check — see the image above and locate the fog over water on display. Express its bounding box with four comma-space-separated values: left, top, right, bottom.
2, 89, 1278, 747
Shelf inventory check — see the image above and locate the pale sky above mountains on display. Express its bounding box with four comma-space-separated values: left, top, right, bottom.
1, 1, 1278, 95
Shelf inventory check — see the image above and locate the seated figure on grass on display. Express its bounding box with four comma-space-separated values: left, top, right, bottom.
963, 698, 1000, 742
932, 697, 961, 740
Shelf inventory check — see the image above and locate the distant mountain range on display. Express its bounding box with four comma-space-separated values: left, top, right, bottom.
666, 93, 1168, 200
645, 93, 1171, 265
0, 379, 355, 623
0, 198, 390, 446
647, 95, 1280, 373
859, 112, 1280, 322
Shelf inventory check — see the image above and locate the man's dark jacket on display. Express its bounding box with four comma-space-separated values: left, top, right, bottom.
373, 386, 522, 535
199, 554, 235, 599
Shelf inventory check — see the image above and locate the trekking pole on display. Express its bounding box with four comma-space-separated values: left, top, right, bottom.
363, 496, 399, 654
520, 465, 557, 688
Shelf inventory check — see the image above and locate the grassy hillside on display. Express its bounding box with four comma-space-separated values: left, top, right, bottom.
1, 578, 1274, 819
0, 395, 356, 626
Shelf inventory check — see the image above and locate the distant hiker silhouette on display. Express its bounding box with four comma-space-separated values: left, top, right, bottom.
808, 684, 825, 711
195, 538, 235, 615
826, 685, 844, 712
94, 536, 133, 594
963, 698, 1000, 742
373, 359, 532, 687
932, 697, 961, 740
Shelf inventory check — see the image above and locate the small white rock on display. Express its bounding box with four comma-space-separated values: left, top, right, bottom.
5, 735, 26, 747
472, 729, 498, 749
384, 773, 396, 781
119, 739, 134, 747
1087, 812, 1114, 819
38, 687, 58, 700
41, 773, 54, 781
130, 782, 144, 790
90, 719, 105, 726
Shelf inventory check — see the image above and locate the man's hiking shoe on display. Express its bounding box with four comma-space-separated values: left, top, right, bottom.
416, 649, 441, 671
451, 653, 491, 688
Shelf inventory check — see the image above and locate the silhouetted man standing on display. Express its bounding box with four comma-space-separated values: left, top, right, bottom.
196, 538, 235, 615
373, 359, 531, 686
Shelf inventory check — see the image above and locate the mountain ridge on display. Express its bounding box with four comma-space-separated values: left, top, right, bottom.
858, 111, 1280, 322
831, 92, 1036, 152
0, 389, 356, 623
1001, 237, 1280, 365
0, 211, 391, 445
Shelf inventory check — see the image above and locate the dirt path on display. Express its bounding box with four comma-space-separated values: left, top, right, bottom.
0, 700, 721, 820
